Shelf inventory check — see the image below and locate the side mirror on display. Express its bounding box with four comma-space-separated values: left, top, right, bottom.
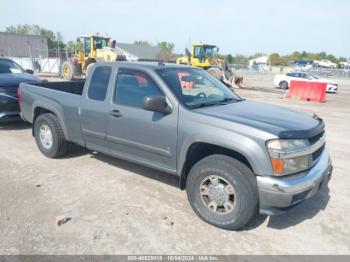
25, 69, 34, 74
185, 48, 190, 56
143, 96, 172, 114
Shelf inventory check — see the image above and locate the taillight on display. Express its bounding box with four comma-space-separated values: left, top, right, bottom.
17, 87, 22, 112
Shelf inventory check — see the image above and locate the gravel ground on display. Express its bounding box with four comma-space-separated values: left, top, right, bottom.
0, 73, 349, 254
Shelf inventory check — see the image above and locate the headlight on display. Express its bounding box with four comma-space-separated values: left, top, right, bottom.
267, 139, 309, 153
267, 139, 311, 175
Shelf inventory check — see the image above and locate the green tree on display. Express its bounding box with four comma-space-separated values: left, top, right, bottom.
66, 38, 84, 53
269, 53, 289, 66
232, 54, 249, 65
158, 41, 175, 53
225, 54, 234, 64
338, 57, 347, 63
155, 41, 175, 62
290, 51, 301, 61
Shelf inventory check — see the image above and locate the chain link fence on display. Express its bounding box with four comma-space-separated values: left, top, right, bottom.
9, 48, 70, 76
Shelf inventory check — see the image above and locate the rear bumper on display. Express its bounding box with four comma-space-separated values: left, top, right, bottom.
257, 150, 332, 215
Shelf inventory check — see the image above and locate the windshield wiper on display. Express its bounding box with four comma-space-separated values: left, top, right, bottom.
188, 101, 220, 109
216, 97, 244, 104
189, 97, 242, 109
219, 97, 238, 103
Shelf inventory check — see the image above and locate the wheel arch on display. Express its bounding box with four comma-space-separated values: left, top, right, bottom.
32, 104, 68, 140
179, 142, 255, 190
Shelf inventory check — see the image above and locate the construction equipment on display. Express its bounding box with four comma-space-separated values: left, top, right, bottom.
61, 34, 125, 80
176, 43, 243, 88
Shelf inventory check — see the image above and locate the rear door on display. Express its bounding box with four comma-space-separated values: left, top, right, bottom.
106, 68, 178, 173
81, 65, 112, 152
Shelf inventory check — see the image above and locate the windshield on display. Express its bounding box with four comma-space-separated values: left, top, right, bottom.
156, 68, 241, 108
0, 59, 25, 74
193, 46, 218, 59
94, 37, 109, 49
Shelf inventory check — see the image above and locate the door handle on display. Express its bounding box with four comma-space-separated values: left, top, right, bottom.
110, 110, 122, 117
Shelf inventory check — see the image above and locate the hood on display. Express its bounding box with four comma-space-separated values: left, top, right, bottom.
0, 73, 40, 87
195, 100, 324, 139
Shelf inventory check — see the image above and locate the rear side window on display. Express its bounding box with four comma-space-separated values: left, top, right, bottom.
114, 68, 163, 108
88, 66, 112, 101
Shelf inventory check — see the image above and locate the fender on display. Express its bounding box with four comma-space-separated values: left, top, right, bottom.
177, 129, 273, 177
32, 100, 70, 141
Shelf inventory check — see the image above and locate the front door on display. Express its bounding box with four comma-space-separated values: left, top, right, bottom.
106, 68, 178, 173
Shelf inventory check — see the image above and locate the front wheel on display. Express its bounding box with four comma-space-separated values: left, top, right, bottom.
34, 113, 68, 158
207, 67, 223, 82
186, 154, 258, 230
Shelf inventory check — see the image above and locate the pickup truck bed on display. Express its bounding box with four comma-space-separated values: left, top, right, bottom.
20, 80, 86, 146
31, 80, 85, 95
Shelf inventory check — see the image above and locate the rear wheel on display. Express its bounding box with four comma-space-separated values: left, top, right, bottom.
279, 80, 288, 89
34, 113, 68, 158
186, 154, 258, 230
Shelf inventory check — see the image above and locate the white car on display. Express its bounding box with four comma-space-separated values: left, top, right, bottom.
314, 59, 337, 69
274, 72, 338, 93
340, 61, 350, 69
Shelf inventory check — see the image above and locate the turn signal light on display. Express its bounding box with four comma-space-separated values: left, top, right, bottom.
271, 158, 284, 174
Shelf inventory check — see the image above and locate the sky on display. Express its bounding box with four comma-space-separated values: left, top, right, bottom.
0, 0, 349, 57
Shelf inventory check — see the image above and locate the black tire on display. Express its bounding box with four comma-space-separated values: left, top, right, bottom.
34, 113, 68, 158
61, 61, 79, 80
279, 80, 289, 89
207, 67, 223, 82
186, 154, 258, 230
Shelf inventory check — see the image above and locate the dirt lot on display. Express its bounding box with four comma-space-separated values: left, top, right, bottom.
1, 73, 350, 254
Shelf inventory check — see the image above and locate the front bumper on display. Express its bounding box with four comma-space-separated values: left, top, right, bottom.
257, 150, 332, 215
0, 93, 20, 122
326, 85, 338, 93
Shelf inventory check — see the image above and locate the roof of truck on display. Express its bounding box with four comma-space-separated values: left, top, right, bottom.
95, 61, 193, 70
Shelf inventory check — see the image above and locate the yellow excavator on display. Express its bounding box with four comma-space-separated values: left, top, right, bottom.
176, 43, 243, 88
61, 34, 125, 80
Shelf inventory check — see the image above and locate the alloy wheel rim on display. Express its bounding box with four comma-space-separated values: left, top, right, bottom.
199, 175, 236, 215
39, 124, 53, 149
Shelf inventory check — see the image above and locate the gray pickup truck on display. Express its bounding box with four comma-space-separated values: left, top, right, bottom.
19, 62, 332, 230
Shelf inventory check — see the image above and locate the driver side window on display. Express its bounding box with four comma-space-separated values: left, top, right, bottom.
114, 69, 163, 108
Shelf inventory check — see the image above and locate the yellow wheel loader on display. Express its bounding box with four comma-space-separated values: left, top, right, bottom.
61, 34, 126, 80
176, 43, 243, 88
